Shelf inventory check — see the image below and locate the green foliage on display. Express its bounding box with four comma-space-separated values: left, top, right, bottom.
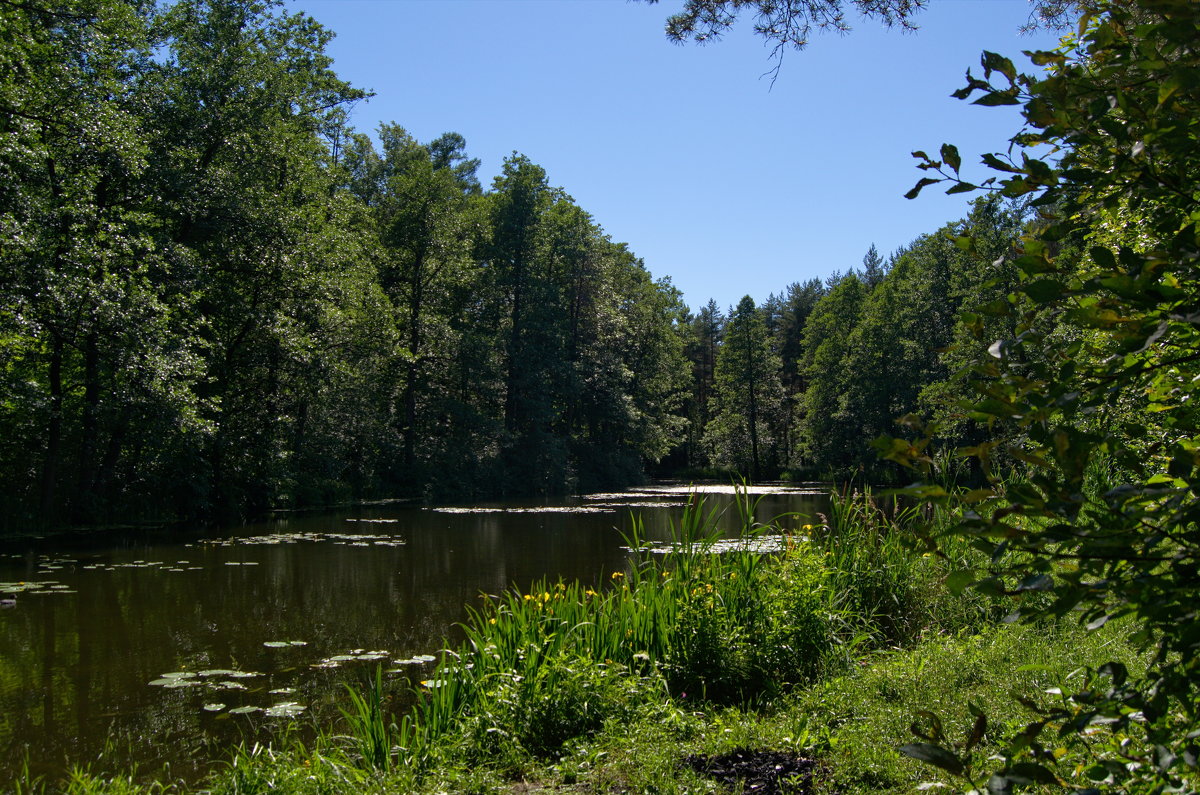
888, 2, 1200, 790
797, 274, 868, 473
705, 295, 786, 479
0, 0, 692, 526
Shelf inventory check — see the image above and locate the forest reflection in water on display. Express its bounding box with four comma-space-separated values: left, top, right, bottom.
0, 484, 829, 784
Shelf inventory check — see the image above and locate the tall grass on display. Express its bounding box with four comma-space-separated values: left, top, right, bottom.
14, 485, 1001, 793
346, 484, 961, 771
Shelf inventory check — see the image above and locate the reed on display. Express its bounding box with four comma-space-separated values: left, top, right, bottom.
339, 666, 397, 772
371, 486, 965, 768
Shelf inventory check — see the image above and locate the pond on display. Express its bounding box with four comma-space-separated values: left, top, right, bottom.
0, 483, 830, 785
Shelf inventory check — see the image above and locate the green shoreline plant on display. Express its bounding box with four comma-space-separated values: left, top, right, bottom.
318, 487, 989, 778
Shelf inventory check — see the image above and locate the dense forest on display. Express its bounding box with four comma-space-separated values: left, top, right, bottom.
0, 0, 1051, 527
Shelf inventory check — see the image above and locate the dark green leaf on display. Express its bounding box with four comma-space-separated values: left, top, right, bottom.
1004, 762, 1059, 786
899, 743, 964, 777
906, 177, 940, 200
973, 90, 1021, 107
981, 51, 1017, 82
940, 143, 961, 174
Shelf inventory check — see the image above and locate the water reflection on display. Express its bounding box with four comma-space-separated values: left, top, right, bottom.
0, 484, 828, 783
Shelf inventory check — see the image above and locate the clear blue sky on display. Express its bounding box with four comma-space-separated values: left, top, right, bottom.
286, 0, 1063, 312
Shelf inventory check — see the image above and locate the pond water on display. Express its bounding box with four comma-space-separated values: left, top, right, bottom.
0, 483, 830, 785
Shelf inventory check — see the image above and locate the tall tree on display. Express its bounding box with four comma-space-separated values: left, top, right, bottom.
859, 243, 886, 289
345, 125, 478, 486
0, 0, 203, 525
150, 0, 366, 517
796, 274, 867, 473
706, 295, 785, 479
682, 299, 724, 467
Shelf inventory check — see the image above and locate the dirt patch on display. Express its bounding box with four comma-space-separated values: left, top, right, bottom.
683, 747, 817, 794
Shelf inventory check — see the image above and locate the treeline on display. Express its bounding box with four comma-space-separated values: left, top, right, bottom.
0, 0, 1039, 528
0, 0, 688, 526
677, 196, 1030, 482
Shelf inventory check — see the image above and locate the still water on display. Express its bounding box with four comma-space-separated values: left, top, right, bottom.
0, 484, 829, 785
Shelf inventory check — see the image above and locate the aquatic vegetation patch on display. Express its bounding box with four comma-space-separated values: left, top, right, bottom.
312, 649, 390, 668
148, 673, 201, 688
228, 706, 261, 715
638, 484, 827, 496
198, 531, 405, 547
146, 667, 309, 720
35, 556, 77, 572
148, 669, 261, 689
263, 640, 308, 648
429, 506, 615, 514
588, 501, 690, 509
75, 559, 202, 571
0, 580, 75, 596
629, 533, 800, 555
264, 702, 307, 718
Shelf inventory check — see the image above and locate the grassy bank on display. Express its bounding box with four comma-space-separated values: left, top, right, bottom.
16, 491, 1152, 794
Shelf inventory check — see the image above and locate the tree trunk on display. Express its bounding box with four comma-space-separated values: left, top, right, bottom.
40, 335, 64, 525
74, 331, 101, 521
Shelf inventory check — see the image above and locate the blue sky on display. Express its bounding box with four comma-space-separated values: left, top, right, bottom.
287, 0, 1063, 312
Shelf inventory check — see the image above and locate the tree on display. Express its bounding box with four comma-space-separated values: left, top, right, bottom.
706, 295, 785, 479
0, 0, 210, 526
858, 243, 887, 289
646, 0, 925, 75
681, 299, 724, 468
794, 274, 867, 474
344, 125, 478, 486
882, 2, 1200, 790
646, 0, 1078, 50
149, 0, 368, 517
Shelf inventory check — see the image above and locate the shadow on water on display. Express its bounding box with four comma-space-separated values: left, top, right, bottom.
0, 482, 829, 784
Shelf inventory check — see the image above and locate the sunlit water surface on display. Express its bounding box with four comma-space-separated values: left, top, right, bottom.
0, 484, 829, 784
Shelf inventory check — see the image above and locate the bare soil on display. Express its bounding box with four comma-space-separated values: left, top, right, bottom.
683, 747, 818, 794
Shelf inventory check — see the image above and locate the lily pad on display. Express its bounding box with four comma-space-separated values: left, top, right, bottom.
202, 703, 226, 712
264, 702, 306, 718
392, 653, 437, 665
228, 706, 261, 715
213, 681, 247, 691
